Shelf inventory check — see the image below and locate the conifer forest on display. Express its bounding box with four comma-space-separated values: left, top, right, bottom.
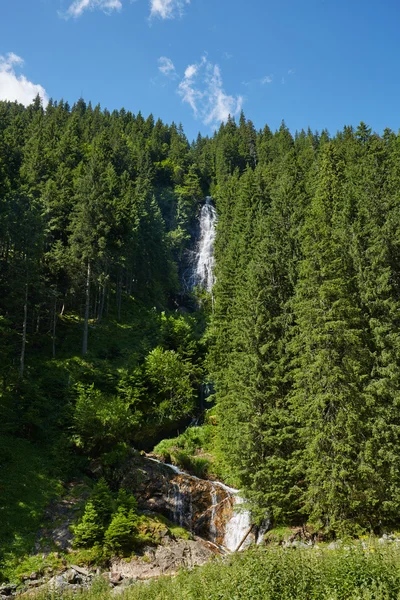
2, 96, 400, 596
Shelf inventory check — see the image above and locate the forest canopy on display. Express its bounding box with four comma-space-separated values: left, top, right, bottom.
1, 96, 400, 540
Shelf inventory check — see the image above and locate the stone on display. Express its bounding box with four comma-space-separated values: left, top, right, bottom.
110, 573, 123, 585
28, 580, 44, 588
66, 569, 81, 584
117, 453, 243, 548
48, 575, 68, 592
69, 564, 90, 577
110, 538, 214, 581
0, 584, 17, 596
29, 573, 38, 581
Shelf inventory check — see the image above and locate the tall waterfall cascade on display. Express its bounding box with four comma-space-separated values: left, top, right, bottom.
192, 197, 217, 292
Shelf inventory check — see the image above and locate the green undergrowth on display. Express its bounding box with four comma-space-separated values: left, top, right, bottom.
153, 425, 213, 477
0, 435, 63, 581
24, 543, 400, 600
152, 411, 239, 486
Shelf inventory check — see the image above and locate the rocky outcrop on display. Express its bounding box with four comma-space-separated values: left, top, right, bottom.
116, 452, 258, 550
14, 538, 216, 598
110, 538, 216, 580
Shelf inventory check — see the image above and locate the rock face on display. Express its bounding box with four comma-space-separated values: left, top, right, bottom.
110, 538, 215, 580
117, 453, 260, 551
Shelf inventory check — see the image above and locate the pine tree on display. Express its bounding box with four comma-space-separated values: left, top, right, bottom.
290, 143, 372, 534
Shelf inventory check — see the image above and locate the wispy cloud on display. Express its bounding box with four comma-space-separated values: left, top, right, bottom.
150, 0, 190, 19
63, 0, 189, 19
158, 56, 178, 79
288, 68, 295, 75
0, 53, 48, 106
177, 56, 243, 127
261, 75, 273, 84
64, 0, 122, 18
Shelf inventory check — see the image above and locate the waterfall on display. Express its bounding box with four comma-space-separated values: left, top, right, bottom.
146, 457, 253, 552
223, 496, 252, 552
209, 485, 218, 543
192, 197, 217, 292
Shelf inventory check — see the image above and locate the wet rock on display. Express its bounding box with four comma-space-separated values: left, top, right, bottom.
117, 453, 246, 547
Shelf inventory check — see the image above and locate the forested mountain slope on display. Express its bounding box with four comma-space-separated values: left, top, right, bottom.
1, 97, 400, 577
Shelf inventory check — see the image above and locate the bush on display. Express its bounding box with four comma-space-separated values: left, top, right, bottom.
72, 479, 114, 548
72, 384, 140, 455
104, 507, 139, 555
72, 501, 105, 547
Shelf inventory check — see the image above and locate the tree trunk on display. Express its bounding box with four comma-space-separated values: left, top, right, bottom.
52, 293, 57, 359
20, 279, 28, 379
117, 273, 122, 321
98, 279, 106, 323
82, 260, 91, 356
235, 525, 253, 552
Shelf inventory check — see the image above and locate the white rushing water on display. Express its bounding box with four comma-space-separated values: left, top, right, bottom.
223, 496, 252, 552
209, 485, 219, 543
146, 456, 252, 552
193, 197, 217, 292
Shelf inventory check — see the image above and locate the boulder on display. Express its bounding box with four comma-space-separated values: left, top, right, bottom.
0, 584, 17, 596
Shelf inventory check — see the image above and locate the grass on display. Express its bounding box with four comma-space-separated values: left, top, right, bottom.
153, 424, 215, 478
0, 435, 64, 582
17, 542, 400, 600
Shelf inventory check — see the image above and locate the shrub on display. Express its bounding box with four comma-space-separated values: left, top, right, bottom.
72, 501, 105, 547
104, 507, 139, 555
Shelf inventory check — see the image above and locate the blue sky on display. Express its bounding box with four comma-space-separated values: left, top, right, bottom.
1, 0, 400, 140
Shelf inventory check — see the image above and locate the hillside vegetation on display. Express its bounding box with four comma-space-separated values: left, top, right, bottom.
2, 96, 400, 585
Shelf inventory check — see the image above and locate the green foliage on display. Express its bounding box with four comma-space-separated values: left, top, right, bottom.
153, 424, 214, 477
72, 383, 141, 454
71, 501, 105, 548
20, 544, 400, 600
103, 507, 140, 555
0, 435, 63, 580
72, 478, 114, 548
144, 346, 197, 423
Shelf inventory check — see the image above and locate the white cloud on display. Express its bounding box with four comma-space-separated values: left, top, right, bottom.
64, 0, 122, 18
178, 56, 242, 128
150, 0, 190, 19
0, 53, 48, 106
261, 75, 273, 84
158, 56, 178, 78
63, 0, 189, 19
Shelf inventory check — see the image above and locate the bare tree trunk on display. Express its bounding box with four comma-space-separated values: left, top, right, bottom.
52, 293, 57, 359
82, 260, 91, 356
117, 273, 122, 321
98, 279, 106, 323
235, 525, 254, 552
20, 279, 28, 379
106, 284, 110, 317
